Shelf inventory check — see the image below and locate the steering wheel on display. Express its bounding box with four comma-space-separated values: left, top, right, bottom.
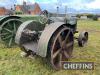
39, 10, 49, 24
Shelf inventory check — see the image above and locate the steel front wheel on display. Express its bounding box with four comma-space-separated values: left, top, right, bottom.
78, 31, 88, 47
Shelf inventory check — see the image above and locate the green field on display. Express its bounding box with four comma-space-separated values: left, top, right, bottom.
0, 20, 100, 75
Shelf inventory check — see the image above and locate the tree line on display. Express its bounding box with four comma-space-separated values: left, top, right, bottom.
76, 14, 100, 21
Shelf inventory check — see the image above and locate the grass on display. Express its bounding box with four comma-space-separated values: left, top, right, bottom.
0, 20, 100, 75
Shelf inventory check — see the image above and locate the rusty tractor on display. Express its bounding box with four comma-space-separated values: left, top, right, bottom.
14, 10, 89, 70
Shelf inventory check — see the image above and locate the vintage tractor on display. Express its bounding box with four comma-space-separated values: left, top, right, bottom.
15, 10, 88, 70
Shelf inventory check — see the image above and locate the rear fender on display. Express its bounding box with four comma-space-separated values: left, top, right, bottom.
37, 22, 65, 57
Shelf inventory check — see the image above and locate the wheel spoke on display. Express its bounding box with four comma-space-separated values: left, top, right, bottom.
8, 22, 12, 28
58, 35, 63, 47
13, 22, 16, 32
8, 37, 13, 47
64, 30, 70, 42
0, 33, 9, 36
3, 35, 12, 40
53, 48, 61, 59
66, 42, 73, 48
59, 53, 62, 68
63, 50, 70, 58
3, 28, 12, 33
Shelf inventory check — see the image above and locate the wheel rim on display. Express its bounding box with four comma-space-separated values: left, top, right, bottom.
0, 19, 22, 47
49, 26, 74, 70
39, 15, 48, 24
84, 32, 88, 42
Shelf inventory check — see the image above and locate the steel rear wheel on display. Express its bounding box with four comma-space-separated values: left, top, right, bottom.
0, 19, 22, 47
47, 26, 74, 70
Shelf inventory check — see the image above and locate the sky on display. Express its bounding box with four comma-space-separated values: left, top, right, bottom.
0, 0, 100, 13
